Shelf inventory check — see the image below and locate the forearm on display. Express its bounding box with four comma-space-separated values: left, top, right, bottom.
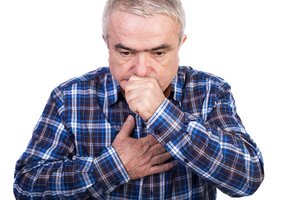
14, 146, 130, 199
146, 99, 264, 197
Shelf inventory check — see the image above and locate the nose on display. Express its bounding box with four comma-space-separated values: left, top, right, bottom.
133, 52, 150, 77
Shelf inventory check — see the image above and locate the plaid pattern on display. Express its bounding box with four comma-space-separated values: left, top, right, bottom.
14, 66, 264, 199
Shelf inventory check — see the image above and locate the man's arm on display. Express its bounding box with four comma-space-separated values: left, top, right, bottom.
146, 81, 264, 197
14, 86, 176, 199
121, 75, 264, 197
13, 88, 130, 199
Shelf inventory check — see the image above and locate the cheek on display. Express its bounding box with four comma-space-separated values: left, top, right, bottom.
108, 55, 133, 83
156, 54, 179, 70
156, 66, 178, 91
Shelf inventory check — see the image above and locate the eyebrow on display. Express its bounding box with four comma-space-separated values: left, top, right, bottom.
114, 43, 172, 52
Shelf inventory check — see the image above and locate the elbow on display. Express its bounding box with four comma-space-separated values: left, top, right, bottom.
225, 178, 264, 198
246, 159, 265, 196
233, 178, 264, 197
246, 169, 265, 196
13, 175, 30, 200
229, 163, 265, 197
13, 170, 36, 200
13, 180, 29, 200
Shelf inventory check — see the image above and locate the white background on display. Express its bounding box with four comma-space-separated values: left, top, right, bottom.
1, 0, 299, 199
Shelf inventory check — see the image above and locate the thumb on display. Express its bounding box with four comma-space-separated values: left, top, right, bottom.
119, 115, 135, 138
120, 80, 128, 91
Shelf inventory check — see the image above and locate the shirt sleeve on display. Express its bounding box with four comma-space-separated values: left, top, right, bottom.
13, 87, 130, 199
146, 81, 264, 197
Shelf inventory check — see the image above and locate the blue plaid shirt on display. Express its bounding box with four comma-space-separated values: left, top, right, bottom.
14, 66, 264, 199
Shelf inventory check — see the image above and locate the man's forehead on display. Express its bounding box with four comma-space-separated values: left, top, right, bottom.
106, 11, 181, 47
107, 11, 180, 32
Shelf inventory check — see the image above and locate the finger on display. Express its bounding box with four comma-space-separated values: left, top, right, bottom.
148, 160, 177, 175
129, 75, 157, 84
127, 78, 155, 89
149, 143, 167, 156
129, 75, 143, 81
141, 134, 159, 147
120, 80, 128, 90
151, 152, 173, 165
122, 80, 145, 95
118, 115, 135, 137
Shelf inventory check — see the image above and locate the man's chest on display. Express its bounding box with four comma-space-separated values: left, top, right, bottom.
66, 99, 149, 156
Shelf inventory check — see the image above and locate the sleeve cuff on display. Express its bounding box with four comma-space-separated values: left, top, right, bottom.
146, 99, 188, 146
93, 146, 130, 193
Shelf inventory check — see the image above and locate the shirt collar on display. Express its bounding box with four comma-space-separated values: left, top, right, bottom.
170, 66, 185, 102
105, 66, 186, 106
104, 72, 121, 107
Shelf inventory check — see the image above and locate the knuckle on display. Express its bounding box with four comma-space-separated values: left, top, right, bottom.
146, 82, 153, 88
142, 144, 150, 154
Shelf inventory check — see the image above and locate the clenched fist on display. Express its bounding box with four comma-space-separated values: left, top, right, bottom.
120, 75, 166, 121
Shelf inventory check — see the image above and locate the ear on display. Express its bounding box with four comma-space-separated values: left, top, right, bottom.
180, 34, 187, 47
102, 34, 109, 48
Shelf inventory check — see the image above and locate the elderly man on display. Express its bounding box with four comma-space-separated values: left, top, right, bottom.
14, 0, 264, 199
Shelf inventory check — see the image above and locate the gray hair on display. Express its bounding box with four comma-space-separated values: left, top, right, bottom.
102, 0, 186, 41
